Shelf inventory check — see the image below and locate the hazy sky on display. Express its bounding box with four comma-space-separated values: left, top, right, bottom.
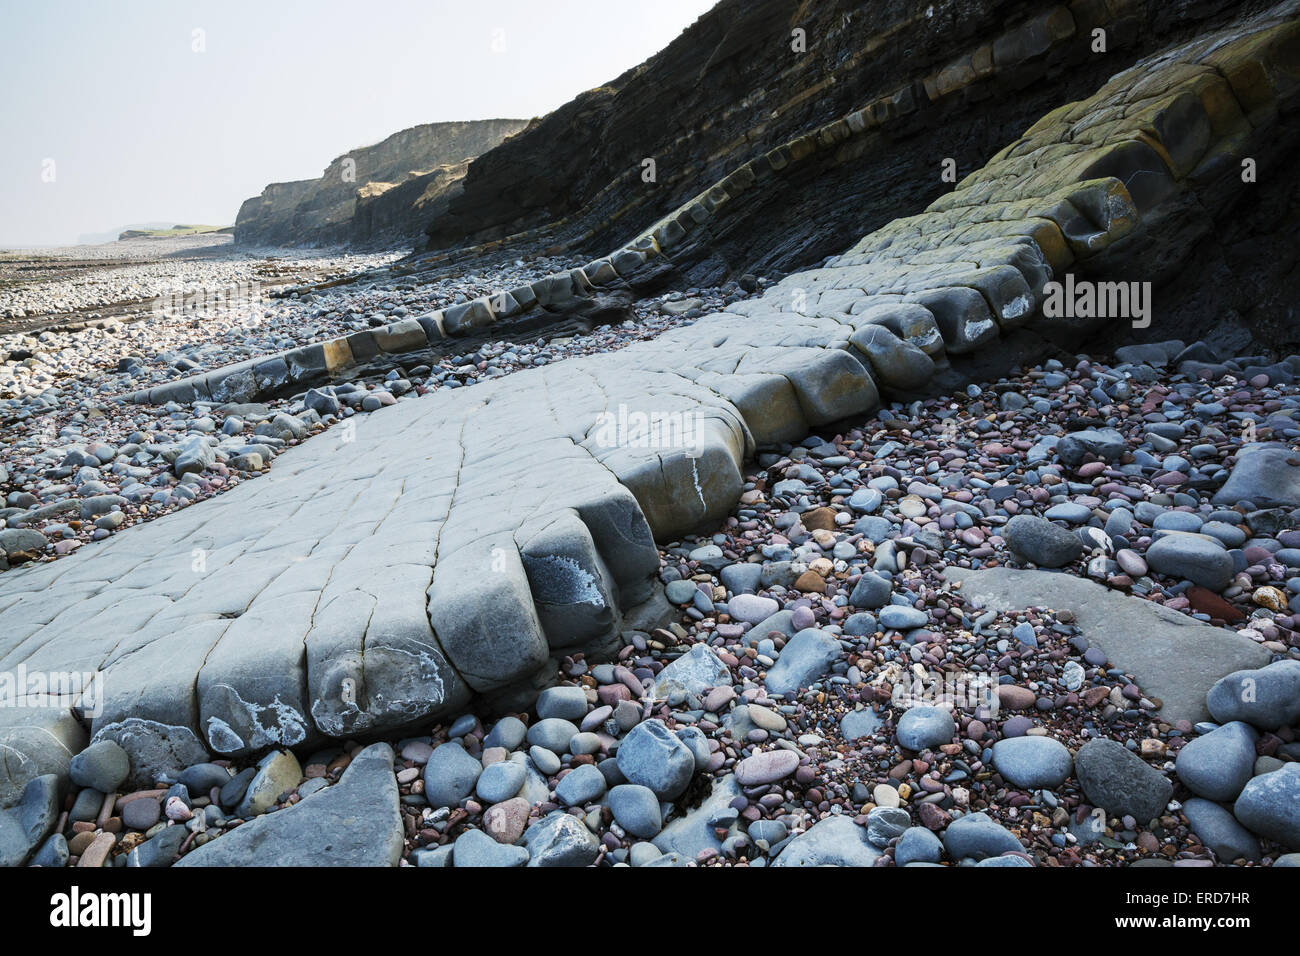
0, 0, 717, 247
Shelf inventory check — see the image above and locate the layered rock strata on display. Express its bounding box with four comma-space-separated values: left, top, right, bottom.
137, 6, 1299, 406
421, 2, 1280, 262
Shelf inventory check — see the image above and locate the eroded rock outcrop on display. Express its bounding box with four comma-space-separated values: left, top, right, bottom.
233, 119, 527, 248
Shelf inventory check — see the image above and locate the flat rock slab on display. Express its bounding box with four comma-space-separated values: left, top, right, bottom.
175, 743, 403, 867
944, 568, 1270, 724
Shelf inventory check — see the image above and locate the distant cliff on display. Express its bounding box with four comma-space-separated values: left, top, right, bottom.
234, 119, 528, 248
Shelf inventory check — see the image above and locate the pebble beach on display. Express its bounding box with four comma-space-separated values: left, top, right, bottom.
6, 235, 1299, 870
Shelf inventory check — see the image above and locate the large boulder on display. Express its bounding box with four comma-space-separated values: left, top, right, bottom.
616, 719, 694, 799
1056, 428, 1126, 467
68, 740, 130, 793
523, 811, 600, 867
1145, 534, 1234, 590
173, 434, 215, 476
1004, 514, 1083, 567
0, 774, 60, 867
653, 644, 731, 698
764, 628, 841, 697
773, 815, 881, 867
0, 709, 86, 808
991, 736, 1074, 789
608, 784, 663, 838
422, 741, 483, 810
1175, 721, 1257, 801
896, 706, 956, 752
942, 812, 1025, 861
1206, 660, 1300, 730
176, 743, 404, 866
1074, 738, 1172, 824
1212, 443, 1300, 508
1233, 765, 1300, 850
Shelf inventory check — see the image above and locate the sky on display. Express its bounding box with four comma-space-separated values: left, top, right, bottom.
0, 0, 718, 247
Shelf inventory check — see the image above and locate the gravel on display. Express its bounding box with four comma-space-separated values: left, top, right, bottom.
17, 245, 1300, 869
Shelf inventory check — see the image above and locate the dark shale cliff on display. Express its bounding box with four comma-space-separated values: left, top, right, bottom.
415, 0, 1296, 355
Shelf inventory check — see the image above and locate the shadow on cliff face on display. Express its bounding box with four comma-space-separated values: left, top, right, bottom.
1087, 129, 1300, 360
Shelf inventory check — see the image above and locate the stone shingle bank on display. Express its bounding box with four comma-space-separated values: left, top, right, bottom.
2, 10, 1296, 790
